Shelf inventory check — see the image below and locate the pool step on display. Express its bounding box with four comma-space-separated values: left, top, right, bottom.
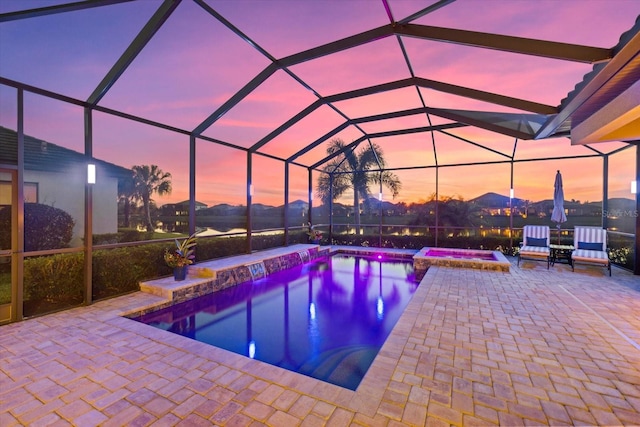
301, 345, 378, 389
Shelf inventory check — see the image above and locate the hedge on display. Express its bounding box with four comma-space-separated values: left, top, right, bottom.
23, 252, 84, 317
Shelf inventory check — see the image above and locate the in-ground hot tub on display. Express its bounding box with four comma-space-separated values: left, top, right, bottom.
413, 247, 510, 280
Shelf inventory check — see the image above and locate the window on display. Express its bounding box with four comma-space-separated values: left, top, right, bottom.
0, 181, 37, 204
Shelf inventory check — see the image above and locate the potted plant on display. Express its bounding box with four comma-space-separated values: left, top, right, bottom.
164, 232, 197, 281
306, 222, 322, 245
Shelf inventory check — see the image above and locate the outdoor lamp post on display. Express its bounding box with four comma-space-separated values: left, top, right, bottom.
509, 188, 514, 246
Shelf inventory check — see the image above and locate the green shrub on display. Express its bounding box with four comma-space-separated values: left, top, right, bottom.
0, 203, 74, 251
92, 244, 170, 300
23, 252, 84, 316
93, 229, 154, 244
25, 204, 75, 250
607, 233, 634, 270
196, 235, 247, 260
93, 233, 120, 245
21, 241, 173, 310
252, 233, 286, 251
0, 263, 10, 305
118, 228, 154, 242
0, 206, 9, 249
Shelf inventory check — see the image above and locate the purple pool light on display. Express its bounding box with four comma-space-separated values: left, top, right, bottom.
132, 254, 417, 390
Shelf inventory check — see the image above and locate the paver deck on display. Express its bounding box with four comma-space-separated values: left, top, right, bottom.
1, 255, 639, 426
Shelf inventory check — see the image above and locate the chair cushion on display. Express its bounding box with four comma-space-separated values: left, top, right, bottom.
520, 245, 550, 255
527, 237, 547, 247
572, 249, 609, 265
577, 241, 603, 251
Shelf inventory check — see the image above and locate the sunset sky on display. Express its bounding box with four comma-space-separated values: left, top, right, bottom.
1, 0, 638, 207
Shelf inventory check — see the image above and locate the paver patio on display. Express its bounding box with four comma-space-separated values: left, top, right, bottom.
1, 255, 639, 426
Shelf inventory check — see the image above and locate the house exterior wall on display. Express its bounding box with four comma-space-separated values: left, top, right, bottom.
25, 165, 118, 247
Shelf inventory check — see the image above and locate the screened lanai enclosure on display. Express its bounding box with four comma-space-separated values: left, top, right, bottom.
0, 0, 639, 322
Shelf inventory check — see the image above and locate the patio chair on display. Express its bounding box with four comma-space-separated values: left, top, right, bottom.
518, 225, 550, 268
572, 226, 611, 276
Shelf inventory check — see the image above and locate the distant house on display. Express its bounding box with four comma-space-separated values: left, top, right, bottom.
0, 126, 131, 247
469, 192, 525, 216
159, 201, 208, 232
201, 203, 245, 216
527, 199, 602, 218
161, 200, 208, 216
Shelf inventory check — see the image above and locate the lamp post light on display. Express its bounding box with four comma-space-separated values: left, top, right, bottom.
87, 163, 96, 184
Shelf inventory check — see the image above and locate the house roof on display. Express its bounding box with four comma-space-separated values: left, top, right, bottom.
0, 126, 132, 179
542, 15, 640, 143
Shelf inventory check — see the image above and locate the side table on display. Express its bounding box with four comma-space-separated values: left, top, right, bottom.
549, 244, 574, 266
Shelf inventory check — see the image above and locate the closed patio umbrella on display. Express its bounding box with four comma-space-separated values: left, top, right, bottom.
551, 170, 567, 244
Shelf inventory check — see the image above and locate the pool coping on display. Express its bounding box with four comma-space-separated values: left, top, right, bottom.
413, 247, 510, 280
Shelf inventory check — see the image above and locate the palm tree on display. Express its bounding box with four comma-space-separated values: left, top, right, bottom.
132, 164, 172, 232
117, 172, 136, 228
316, 139, 401, 234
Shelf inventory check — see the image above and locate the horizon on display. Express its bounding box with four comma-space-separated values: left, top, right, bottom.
160, 192, 637, 210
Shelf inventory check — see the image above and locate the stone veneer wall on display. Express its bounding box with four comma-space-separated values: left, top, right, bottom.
178, 247, 329, 302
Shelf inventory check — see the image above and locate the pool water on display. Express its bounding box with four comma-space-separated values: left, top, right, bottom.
132, 254, 418, 390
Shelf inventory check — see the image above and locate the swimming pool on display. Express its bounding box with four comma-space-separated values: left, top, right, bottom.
132, 254, 418, 390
